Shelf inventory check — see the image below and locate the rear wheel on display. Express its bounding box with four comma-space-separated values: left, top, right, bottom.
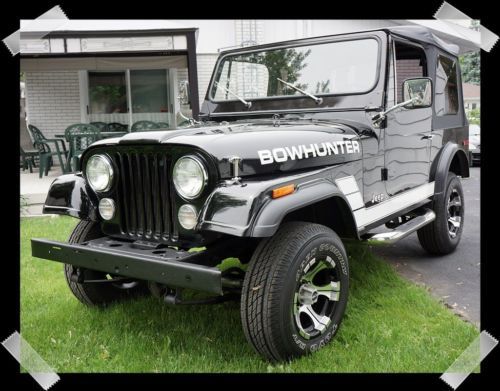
64, 220, 148, 306
417, 173, 464, 255
241, 222, 349, 362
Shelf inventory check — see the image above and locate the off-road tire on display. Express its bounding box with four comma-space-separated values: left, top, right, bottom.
64, 220, 148, 306
417, 173, 464, 255
241, 222, 349, 362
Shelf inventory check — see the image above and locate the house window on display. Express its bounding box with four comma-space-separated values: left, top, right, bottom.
435, 55, 459, 115
130, 70, 169, 113
472, 103, 477, 110
87, 69, 174, 128
88, 72, 127, 114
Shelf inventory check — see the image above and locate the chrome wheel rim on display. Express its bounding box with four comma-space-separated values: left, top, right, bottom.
293, 256, 340, 340
447, 189, 462, 238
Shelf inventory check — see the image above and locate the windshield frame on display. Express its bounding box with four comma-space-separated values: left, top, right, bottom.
208, 34, 383, 105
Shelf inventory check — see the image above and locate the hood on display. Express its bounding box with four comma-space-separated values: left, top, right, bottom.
91, 121, 363, 178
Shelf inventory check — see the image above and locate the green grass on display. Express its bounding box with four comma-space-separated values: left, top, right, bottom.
21, 216, 478, 373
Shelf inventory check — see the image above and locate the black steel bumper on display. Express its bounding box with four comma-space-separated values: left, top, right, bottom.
31, 237, 223, 295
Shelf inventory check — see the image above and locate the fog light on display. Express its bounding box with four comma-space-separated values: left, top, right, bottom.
99, 198, 115, 220
178, 204, 198, 230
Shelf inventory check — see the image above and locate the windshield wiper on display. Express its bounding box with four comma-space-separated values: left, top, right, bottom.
276, 78, 323, 105
214, 81, 252, 108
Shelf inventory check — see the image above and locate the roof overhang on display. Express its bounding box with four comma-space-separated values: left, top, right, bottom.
19, 20, 198, 57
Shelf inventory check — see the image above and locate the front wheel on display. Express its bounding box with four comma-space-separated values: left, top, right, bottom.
417, 173, 465, 255
241, 222, 349, 362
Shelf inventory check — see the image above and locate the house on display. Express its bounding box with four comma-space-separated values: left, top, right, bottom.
462, 82, 480, 111
20, 19, 480, 139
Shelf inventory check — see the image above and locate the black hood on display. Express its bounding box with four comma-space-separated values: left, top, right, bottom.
90, 120, 363, 178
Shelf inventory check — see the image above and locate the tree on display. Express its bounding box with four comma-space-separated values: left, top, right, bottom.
460, 52, 480, 84
461, 19, 481, 125
467, 108, 480, 125
315, 80, 330, 94
248, 48, 311, 96
459, 19, 480, 85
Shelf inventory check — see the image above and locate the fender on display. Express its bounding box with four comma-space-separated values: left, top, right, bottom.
43, 173, 99, 220
430, 141, 470, 199
198, 167, 352, 238
250, 179, 349, 237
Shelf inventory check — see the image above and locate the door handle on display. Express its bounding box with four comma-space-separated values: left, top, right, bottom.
420, 134, 434, 140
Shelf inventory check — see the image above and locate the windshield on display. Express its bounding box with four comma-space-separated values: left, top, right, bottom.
210, 38, 379, 102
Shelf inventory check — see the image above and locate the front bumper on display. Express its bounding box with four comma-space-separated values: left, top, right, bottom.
31, 237, 223, 294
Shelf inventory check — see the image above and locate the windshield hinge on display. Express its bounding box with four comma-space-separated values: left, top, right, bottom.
223, 156, 246, 186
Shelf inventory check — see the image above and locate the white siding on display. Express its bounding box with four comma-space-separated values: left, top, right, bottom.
196, 54, 218, 108
235, 20, 264, 47
25, 71, 81, 137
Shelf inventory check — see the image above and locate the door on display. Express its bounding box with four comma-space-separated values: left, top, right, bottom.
129, 69, 174, 129
384, 39, 432, 196
87, 69, 176, 130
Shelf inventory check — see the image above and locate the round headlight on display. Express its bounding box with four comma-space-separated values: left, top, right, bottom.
178, 204, 198, 230
86, 155, 113, 192
99, 198, 115, 220
173, 156, 207, 199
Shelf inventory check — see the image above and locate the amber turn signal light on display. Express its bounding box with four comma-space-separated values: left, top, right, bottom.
272, 184, 296, 199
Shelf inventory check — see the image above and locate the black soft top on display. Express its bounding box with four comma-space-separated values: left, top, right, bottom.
220, 25, 460, 57
386, 25, 460, 56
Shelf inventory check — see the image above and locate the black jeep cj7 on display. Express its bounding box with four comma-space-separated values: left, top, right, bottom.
32, 26, 470, 362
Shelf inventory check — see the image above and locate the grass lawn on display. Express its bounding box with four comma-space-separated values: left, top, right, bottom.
21, 216, 478, 373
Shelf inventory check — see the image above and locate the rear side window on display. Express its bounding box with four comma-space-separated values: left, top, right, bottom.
435, 55, 459, 115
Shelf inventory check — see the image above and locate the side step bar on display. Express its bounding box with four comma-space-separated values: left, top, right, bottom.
364, 208, 436, 245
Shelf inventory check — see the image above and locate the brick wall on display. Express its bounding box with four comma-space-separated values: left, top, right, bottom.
396, 59, 423, 102
25, 71, 81, 137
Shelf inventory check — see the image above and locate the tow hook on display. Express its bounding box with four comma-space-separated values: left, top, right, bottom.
158, 267, 244, 306
162, 287, 238, 306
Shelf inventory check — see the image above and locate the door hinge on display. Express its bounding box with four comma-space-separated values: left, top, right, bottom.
381, 168, 388, 181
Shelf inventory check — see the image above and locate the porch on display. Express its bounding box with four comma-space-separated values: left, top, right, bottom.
21, 22, 200, 141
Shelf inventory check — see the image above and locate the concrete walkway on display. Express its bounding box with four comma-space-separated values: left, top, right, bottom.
20, 168, 64, 216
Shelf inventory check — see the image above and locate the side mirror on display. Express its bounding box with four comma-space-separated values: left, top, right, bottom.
403, 77, 432, 108
178, 80, 191, 106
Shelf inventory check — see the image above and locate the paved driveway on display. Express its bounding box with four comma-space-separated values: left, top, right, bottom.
372, 167, 480, 326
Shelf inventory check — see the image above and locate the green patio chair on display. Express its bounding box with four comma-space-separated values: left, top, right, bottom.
20, 147, 38, 173
27, 124, 68, 172
131, 120, 159, 132
21, 124, 55, 177
20, 124, 39, 172
36, 148, 54, 178
31, 140, 59, 178
90, 122, 109, 132
156, 122, 170, 129
107, 122, 128, 132
65, 124, 100, 172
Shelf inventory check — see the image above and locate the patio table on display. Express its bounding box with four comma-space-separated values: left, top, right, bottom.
55, 131, 128, 140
